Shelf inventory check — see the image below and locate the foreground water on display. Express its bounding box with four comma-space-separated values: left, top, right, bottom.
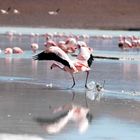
0, 27, 140, 140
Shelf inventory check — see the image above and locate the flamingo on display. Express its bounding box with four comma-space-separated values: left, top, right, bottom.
35, 104, 92, 134
57, 40, 67, 52
31, 43, 39, 53
33, 40, 94, 88
118, 36, 132, 49
13, 9, 20, 14
13, 47, 24, 54
74, 41, 94, 88
64, 38, 77, 53
0, 9, 8, 14
44, 40, 57, 48
4, 48, 13, 54
34, 40, 78, 88
48, 8, 60, 15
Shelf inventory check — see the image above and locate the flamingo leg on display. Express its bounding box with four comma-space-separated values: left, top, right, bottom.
51, 63, 75, 88
70, 73, 75, 88
85, 71, 89, 88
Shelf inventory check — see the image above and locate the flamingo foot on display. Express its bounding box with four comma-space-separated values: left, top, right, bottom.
85, 84, 89, 89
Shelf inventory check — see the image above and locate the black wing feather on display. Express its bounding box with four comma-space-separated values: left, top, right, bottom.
33, 51, 71, 68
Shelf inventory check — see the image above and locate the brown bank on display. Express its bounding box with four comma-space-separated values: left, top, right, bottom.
0, 0, 140, 30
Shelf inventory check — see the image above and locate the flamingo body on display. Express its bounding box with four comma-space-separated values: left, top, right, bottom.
13, 47, 24, 54
4, 48, 13, 54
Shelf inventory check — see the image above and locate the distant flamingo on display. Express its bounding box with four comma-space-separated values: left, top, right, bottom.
31, 43, 39, 53
48, 8, 60, 15
64, 38, 77, 53
130, 36, 140, 48
4, 48, 13, 54
13, 9, 20, 14
118, 36, 132, 49
44, 40, 57, 48
34, 40, 94, 88
13, 47, 24, 54
0, 9, 9, 14
57, 40, 67, 52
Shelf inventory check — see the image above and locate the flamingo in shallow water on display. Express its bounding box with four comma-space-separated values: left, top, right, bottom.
118, 36, 132, 49
33, 40, 93, 88
4, 48, 13, 54
13, 47, 24, 54
31, 43, 39, 53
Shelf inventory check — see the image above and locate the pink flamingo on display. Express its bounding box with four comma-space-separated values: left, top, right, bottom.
31, 43, 39, 53
44, 40, 57, 48
34, 41, 93, 88
4, 48, 13, 54
130, 36, 140, 48
13, 47, 24, 54
34, 40, 78, 88
57, 40, 68, 53
118, 36, 132, 49
64, 38, 77, 53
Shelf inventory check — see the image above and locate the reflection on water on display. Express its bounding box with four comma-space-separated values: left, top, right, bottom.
35, 103, 93, 135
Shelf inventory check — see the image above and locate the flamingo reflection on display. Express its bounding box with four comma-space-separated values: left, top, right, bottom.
35, 103, 92, 134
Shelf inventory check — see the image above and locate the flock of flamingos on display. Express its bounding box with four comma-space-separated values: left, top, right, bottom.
1, 31, 140, 55
1, 31, 140, 89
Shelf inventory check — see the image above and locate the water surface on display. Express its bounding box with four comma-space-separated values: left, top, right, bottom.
0, 28, 140, 140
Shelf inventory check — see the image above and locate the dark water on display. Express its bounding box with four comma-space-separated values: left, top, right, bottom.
0, 29, 140, 140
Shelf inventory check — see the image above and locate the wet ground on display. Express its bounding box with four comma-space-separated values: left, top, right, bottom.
0, 28, 140, 140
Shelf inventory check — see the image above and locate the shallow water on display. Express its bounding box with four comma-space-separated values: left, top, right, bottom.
0, 28, 140, 139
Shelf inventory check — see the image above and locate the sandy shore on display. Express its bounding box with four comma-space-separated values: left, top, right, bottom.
0, 0, 140, 30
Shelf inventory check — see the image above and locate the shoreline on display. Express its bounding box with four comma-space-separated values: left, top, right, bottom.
0, 26, 140, 38
1, 24, 140, 31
